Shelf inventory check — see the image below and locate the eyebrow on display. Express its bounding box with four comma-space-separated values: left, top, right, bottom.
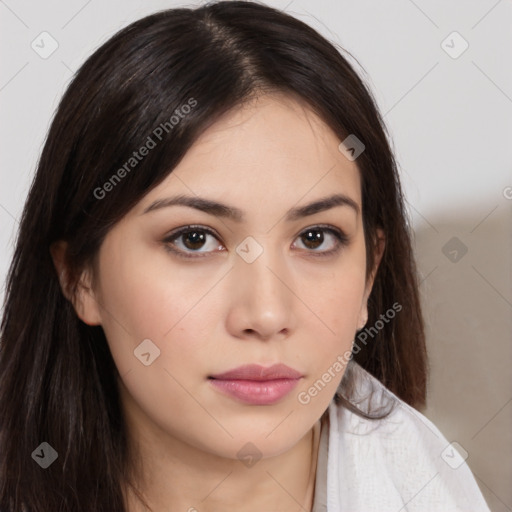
141, 193, 360, 221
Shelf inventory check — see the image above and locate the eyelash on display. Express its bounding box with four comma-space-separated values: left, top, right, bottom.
162, 224, 349, 260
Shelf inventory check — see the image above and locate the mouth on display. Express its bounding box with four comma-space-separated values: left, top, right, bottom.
208, 363, 303, 405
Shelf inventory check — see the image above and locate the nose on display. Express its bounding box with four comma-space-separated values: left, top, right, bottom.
224, 242, 297, 341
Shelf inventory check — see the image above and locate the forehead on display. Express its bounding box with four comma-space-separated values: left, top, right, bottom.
137, 93, 362, 217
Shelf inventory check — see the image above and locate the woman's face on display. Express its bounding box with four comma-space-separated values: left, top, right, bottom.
69, 93, 383, 461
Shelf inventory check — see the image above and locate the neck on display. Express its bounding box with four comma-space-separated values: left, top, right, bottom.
122, 415, 322, 512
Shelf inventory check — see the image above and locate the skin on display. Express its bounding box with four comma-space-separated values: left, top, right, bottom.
52, 92, 384, 511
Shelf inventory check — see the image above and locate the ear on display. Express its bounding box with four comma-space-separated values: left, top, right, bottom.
357, 228, 386, 330
49, 240, 102, 326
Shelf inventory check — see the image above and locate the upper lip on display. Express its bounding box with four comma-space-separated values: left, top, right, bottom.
209, 364, 303, 381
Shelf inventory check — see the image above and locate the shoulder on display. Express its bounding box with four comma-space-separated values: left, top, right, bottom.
325, 362, 490, 511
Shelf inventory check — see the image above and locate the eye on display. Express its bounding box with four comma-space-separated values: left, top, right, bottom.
293, 225, 349, 256
162, 225, 223, 258
162, 224, 349, 259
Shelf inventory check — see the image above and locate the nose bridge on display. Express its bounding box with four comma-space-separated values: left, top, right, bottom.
229, 235, 294, 336
237, 236, 287, 297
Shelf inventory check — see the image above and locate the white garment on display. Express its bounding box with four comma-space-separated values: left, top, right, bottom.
312, 362, 490, 511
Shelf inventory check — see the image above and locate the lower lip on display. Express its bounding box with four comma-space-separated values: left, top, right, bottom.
209, 378, 301, 405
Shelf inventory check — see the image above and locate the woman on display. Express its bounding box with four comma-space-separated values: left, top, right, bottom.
0, 1, 490, 510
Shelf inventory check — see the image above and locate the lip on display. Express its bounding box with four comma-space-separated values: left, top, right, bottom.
209, 363, 302, 381
208, 364, 303, 405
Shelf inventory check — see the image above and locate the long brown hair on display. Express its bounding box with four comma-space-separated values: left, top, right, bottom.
0, 1, 426, 510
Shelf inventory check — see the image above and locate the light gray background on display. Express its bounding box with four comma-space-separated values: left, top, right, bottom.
1, 1, 511, 510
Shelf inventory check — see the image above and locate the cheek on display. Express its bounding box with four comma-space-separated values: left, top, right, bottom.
94, 245, 224, 377
293, 250, 367, 402
94, 253, 228, 452
299, 249, 367, 338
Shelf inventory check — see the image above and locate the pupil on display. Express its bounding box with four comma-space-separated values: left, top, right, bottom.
184, 231, 205, 249
303, 230, 322, 249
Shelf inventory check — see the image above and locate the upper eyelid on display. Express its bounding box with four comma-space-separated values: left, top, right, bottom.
164, 224, 220, 241
164, 223, 346, 240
